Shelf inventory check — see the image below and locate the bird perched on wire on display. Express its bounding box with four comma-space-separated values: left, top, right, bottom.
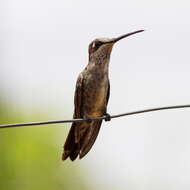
62, 30, 144, 161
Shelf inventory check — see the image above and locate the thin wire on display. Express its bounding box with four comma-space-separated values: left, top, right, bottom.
0, 104, 190, 129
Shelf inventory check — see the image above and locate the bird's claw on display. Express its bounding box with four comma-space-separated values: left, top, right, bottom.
104, 113, 111, 122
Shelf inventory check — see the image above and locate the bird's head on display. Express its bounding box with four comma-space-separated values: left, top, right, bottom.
88, 30, 144, 61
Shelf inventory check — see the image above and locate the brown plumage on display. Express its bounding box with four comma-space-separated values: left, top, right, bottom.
62, 30, 144, 161
63, 70, 110, 160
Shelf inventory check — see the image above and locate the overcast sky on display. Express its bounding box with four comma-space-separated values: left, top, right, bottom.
1, 0, 190, 189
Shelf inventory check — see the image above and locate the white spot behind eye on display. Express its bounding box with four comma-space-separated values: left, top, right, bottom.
92, 42, 96, 48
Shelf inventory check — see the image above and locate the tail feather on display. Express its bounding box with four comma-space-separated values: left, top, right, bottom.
62, 123, 79, 161
80, 120, 102, 159
62, 120, 102, 161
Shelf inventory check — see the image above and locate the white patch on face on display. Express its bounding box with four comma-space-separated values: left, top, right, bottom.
92, 42, 96, 48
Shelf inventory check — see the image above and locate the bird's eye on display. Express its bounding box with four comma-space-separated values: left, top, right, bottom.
92, 41, 103, 48
95, 41, 103, 47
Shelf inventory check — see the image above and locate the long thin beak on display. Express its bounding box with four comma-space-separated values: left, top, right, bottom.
106, 30, 144, 44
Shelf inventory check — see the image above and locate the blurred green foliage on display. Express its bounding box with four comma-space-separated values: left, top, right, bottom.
0, 100, 89, 190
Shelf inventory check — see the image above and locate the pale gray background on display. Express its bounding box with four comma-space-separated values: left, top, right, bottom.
1, 0, 190, 189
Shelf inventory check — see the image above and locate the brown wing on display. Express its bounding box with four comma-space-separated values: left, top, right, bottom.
62, 73, 84, 161
73, 73, 84, 119
73, 73, 84, 143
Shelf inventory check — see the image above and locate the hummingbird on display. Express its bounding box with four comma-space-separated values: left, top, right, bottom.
62, 30, 144, 161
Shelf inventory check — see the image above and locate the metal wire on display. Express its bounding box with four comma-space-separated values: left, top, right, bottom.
0, 104, 190, 129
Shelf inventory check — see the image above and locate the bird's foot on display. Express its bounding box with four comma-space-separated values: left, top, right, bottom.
104, 113, 111, 122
